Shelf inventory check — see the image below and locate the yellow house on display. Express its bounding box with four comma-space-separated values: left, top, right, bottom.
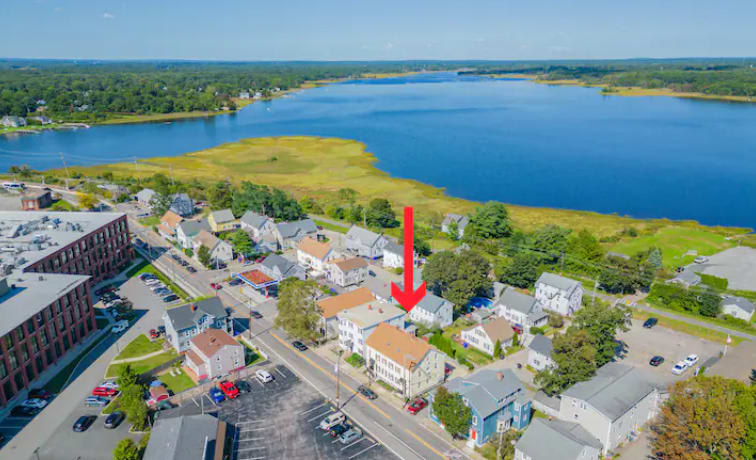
208, 209, 238, 233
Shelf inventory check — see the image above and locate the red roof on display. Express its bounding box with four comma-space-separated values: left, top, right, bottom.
239, 269, 273, 286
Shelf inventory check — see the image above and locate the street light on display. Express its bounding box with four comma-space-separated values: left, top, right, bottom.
335, 349, 344, 410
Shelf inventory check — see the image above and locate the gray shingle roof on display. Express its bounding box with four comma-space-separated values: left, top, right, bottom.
240, 211, 269, 229
722, 295, 755, 314
365, 277, 392, 300
497, 287, 540, 315
415, 292, 449, 314
443, 369, 525, 419
164, 297, 227, 332
346, 225, 383, 247
562, 362, 658, 421
177, 219, 211, 238
261, 254, 298, 277
143, 414, 219, 460
442, 214, 469, 227
669, 269, 701, 286
536, 272, 581, 293
211, 208, 235, 223
383, 240, 402, 255
528, 335, 553, 357
277, 219, 317, 239
515, 418, 602, 460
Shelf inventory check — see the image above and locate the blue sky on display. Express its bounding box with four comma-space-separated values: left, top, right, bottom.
2, 0, 754, 60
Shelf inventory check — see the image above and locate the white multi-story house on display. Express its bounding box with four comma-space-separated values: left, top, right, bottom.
259, 254, 306, 281
337, 301, 405, 357
184, 328, 244, 380
135, 188, 156, 207
365, 323, 445, 398
273, 219, 318, 250
408, 292, 453, 328
441, 213, 469, 238
175, 219, 211, 250
495, 287, 549, 333
239, 211, 275, 241
721, 295, 754, 321
193, 230, 233, 263
515, 419, 602, 460
327, 257, 369, 287
382, 240, 417, 269
157, 210, 183, 241
535, 272, 584, 316
317, 287, 376, 339
527, 335, 554, 371
345, 225, 388, 259
162, 298, 233, 352
460, 317, 516, 356
558, 362, 662, 456
296, 237, 335, 273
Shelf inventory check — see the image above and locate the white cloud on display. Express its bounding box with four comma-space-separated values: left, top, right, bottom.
102, 12, 115, 19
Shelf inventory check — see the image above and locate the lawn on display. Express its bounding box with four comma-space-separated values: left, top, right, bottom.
44, 332, 110, 393
138, 216, 160, 227
451, 341, 493, 366
609, 227, 736, 268
313, 218, 349, 234
643, 299, 756, 336
63, 136, 749, 239
631, 310, 744, 345
239, 340, 264, 366
126, 260, 190, 300
114, 334, 165, 361
106, 350, 178, 378
158, 368, 196, 394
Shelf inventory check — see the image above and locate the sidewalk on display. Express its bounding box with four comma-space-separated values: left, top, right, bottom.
110, 349, 166, 364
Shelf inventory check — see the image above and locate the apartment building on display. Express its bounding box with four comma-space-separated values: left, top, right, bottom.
337, 301, 405, 357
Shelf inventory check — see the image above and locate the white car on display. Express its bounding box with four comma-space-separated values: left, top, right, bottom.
694, 256, 709, 264
319, 412, 346, 430
144, 278, 162, 286
100, 380, 119, 390
255, 369, 274, 383
150, 283, 167, 291
671, 361, 688, 375
21, 398, 48, 409
684, 354, 699, 367
111, 320, 128, 333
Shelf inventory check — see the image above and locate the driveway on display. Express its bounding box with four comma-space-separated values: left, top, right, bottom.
689, 246, 756, 291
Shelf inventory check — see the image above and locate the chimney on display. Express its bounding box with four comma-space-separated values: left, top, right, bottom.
191, 303, 197, 311
378, 308, 383, 314
497, 372, 503, 381
368, 305, 372, 310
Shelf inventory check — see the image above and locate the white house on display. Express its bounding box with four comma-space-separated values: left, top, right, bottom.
337, 301, 405, 357
558, 362, 662, 456
239, 211, 275, 241
345, 226, 388, 259
162, 298, 233, 352
273, 219, 318, 249
327, 257, 369, 287
135, 188, 156, 207
527, 335, 554, 371
408, 292, 453, 328
721, 295, 754, 321
157, 210, 183, 241
460, 317, 516, 356
365, 323, 445, 398
175, 219, 211, 250
495, 287, 549, 333
1, 116, 27, 128
296, 237, 335, 273
515, 419, 602, 460
193, 230, 233, 263
441, 214, 469, 238
535, 272, 584, 316
317, 287, 376, 339
184, 328, 244, 380
382, 240, 416, 269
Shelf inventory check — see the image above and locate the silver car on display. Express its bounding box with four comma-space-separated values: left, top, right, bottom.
339, 427, 363, 444
85, 396, 110, 407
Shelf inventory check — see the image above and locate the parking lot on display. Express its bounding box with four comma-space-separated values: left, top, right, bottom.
163, 364, 392, 460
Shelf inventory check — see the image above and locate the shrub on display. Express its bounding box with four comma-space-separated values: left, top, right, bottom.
547, 314, 564, 329
699, 273, 728, 290
529, 327, 545, 336
393, 267, 404, 275
184, 248, 194, 257
345, 352, 365, 368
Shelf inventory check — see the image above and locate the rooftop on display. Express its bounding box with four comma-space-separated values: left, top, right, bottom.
444, 369, 525, 419
143, 414, 221, 460
346, 225, 383, 247
276, 219, 317, 239
497, 287, 540, 315
336, 300, 405, 329
722, 295, 755, 314
465, 316, 515, 344
297, 237, 332, 260
331, 257, 368, 272
536, 272, 581, 293
194, 230, 222, 250
190, 328, 240, 358
528, 335, 553, 357
240, 211, 269, 229
414, 292, 449, 314
318, 287, 376, 319
160, 211, 183, 229
210, 209, 235, 224
177, 219, 210, 237
366, 323, 433, 370
515, 418, 602, 460
164, 297, 227, 332
238, 269, 274, 287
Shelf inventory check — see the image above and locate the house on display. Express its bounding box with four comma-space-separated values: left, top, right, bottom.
0, 116, 26, 128
163, 297, 233, 352
721, 295, 754, 321
337, 301, 406, 356
259, 254, 306, 281
430, 369, 531, 448
408, 292, 453, 328
558, 362, 662, 455
297, 237, 335, 273
327, 257, 369, 287
240, 211, 274, 240
273, 219, 318, 249
184, 328, 244, 380
469, 307, 494, 324
30, 115, 53, 125
239, 91, 251, 99
382, 240, 416, 269
365, 323, 445, 398
136, 188, 156, 207
169, 193, 194, 217
143, 414, 227, 460
441, 213, 469, 238
147, 385, 170, 406
20, 191, 53, 210
365, 277, 392, 302
527, 335, 554, 371
345, 226, 388, 259
534, 272, 584, 316
97, 183, 128, 200
495, 287, 549, 333
667, 268, 701, 288
208, 209, 237, 233
317, 287, 376, 339
175, 219, 212, 250
193, 230, 233, 263
514, 418, 602, 460
157, 210, 184, 241
460, 317, 516, 357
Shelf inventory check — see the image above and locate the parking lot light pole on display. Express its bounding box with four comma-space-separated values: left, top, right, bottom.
336, 349, 343, 410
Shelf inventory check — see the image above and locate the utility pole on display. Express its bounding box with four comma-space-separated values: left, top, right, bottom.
133, 157, 141, 185
60, 152, 71, 189
335, 349, 343, 410
169, 165, 174, 187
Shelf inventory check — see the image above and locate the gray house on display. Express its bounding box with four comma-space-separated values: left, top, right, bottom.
143, 414, 226, 460
345, 225, 388, 259
273, 219, 318, 249
515, 418, 602, 460
667, 268, 701, 288
495, 287, 548, 333
441, 213, 469, 238
162, 297, 233, 352
0, 116, 26, 128
259, 254, 306, 281
721, 295, 755, 321
175, 219, 211, 250
408, 292, 453, 328
240, 211, 274, 240
527, 335, 554, 371
136, 188, 156, 206
170, 193, 195, 217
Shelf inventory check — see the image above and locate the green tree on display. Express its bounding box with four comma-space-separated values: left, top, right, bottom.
572, 301, 629, 367
149, 192, 173, 216
326, 205, 345, 220
698, 288, 722, 318
273, 278, 322, 342
112, 438, 140, 460
446, 220, 459, 241
338, 187, 357, 204
647, 247, 663, 270
365, 198, 399, 228
78, 192, 99, 210
116, 363, 138, 389
469, 202, 512, 239
120, 383, 148, 431
347, 205, 364, 224
432, 386, 472, 439
493, 339, 503, 359
299, 196, 323, 214
423, 250, 491, 307
547, 313, 564, 329
229, 229, 254, 256
500, 253, 539, 288
207, 180, 233, 210
567, 229, 604, 266
531, 225, 571, 264
535, 329, 597, 395
197, 244, 212, 267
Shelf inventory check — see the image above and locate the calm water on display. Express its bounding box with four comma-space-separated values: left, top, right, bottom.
2, 73, 756, 228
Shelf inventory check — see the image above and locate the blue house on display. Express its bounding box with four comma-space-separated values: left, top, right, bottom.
429, 369, 531, 448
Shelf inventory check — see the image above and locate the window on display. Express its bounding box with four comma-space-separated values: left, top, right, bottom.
9, 352, 18, 370
471, 415, 478, 425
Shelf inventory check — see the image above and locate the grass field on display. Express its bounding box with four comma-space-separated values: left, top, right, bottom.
631, 309, 745, 345
138, 216, 160, 227
97, 110, 230, 125
313, 218, 349, 234
610, 227, 737, 268
158, 368, 195, 394
106, 350, 178, 378
114, 334, 165, 361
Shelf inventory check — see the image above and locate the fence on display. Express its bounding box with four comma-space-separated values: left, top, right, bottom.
167, 365, 265, 407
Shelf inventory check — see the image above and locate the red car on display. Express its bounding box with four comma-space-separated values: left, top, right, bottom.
149, 329, 159, 339
406, 397, 428, 415
210, 283, 222, 290
218, 381, 239, 399
92, 386, 118, 397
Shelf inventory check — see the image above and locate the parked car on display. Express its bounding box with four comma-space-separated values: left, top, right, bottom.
139, 273, 157, 281
11, 405, 40, 417
329, 423, 350, 438
684, 354, 699, 367
84, 396, 110, 407
157, 325, 166, 334
358, 385, 378, 400
339, 428, 363, 444
649, 356, 665, 366
21, 398, 48, 409
643, 317, 658, 328
368, 270, 376, 277
94, 286, 115, 296
28, 388, 53, 400
250, 311, 263, 319
208, 387, 225, 404
156, 400, 174, 411
229, 278, 244, 286
154, 288, 172, 296
219, 381, 239, 399
92, 386, 118, 397
319, 412, 346, 431
150, 283, 167, 292
292, 341, 308, 351
671, 361, 688, 375
236, 380, 252, 393
694, 256, 709, 264
210, 283, 222, 290
104, 411, 125, 429
144, 278, 162, 286
186, 266, 197, 274
150, 329, 159, 339
111, 320, 128, 333
163, 294, 180, 303
406, 397, 428, 415
73, 415, 97, 432
99, 380, 119, 390
256, 369, 274, 383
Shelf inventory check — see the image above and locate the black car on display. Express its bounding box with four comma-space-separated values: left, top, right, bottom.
104, 411, 125, 429
229, 278, 244, 286
171, 254, 181, 261
329, 423, 350, 438
11, 405, 40, 417
157, 325, 166, 334
236, 380, 252, 393
186, 266, 197, 274
215, 262, 227, 270
28, 388, 54, 400
73, 415, 96, 432
250, 311, 263, 319
358, 385, 378, 400
292, 341, 308, 351
649, 356, 665, 367
163, 294, 180, 303
643, 317, 658, 328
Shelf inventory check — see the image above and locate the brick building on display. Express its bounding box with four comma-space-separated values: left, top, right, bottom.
20, 191, 53, 211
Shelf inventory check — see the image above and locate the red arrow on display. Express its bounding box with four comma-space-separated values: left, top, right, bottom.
391, 206, 426, 311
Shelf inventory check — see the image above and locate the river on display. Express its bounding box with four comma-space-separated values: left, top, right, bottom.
2, 72, 755, 229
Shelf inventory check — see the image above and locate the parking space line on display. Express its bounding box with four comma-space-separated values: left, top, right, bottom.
236, 419, 264, 425
307, 409, 333, 423
349, 442, 379, 459
239, 437, 264, 442
253, 378, 263, 387
341, 438, 366, 451
240, 427, 268, 432
274, 367, 287, 378
299, 402, 328, 415
237, 446, 266, 452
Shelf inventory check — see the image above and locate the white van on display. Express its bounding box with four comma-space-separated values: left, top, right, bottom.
2, 182, 25, 192
319, 412, 346, 431
255, 369, 273, 383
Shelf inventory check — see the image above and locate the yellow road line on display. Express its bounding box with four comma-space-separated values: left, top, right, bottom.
404, 428, 449, 459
